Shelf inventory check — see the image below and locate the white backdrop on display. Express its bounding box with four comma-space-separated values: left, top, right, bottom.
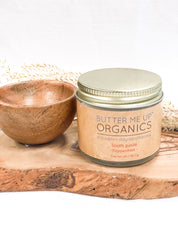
0, 0, 178, 105
0, 1, 178, 237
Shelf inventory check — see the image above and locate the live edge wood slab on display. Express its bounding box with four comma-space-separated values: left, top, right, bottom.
0, 120, 177, 199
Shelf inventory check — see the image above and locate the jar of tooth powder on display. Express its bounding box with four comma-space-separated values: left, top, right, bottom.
76, 68, 163, 167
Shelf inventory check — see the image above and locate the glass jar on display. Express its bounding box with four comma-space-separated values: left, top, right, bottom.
76, 68, 163, 167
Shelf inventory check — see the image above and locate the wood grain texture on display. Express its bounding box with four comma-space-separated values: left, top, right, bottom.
0, 121, 177, 199
0, 80, 76, 144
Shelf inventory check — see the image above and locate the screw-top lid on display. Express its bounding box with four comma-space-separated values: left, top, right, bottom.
76, 68, 163, 109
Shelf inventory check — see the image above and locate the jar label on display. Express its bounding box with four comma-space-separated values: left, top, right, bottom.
77, 101, 162, 162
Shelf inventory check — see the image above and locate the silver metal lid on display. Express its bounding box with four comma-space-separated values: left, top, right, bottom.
77, 68, 163, 109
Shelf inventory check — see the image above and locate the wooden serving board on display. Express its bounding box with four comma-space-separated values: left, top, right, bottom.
0, 120, 178, 199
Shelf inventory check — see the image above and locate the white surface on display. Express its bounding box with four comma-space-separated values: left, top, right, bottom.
0, 191, 178, 237
0, 0, 178, 236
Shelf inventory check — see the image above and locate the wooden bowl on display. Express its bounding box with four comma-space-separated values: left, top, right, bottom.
0, 80, 76, 144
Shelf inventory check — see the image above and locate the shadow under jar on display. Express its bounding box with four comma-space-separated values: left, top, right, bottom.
76, 68, 163, 167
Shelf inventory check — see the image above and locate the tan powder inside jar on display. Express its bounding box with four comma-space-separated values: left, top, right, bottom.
76, 68, 163, 167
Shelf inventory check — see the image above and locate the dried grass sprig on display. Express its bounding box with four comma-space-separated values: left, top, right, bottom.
0, 59, 177, 131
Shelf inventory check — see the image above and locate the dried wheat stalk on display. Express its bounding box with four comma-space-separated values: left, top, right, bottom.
0, 59, 177, 131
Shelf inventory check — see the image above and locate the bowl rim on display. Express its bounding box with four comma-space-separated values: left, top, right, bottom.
0, 79, 76, 108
